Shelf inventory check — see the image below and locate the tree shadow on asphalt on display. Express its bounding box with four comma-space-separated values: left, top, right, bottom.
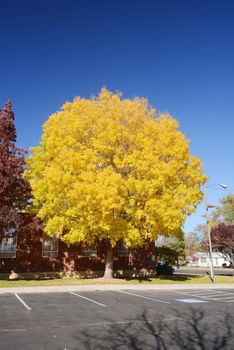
73, 307, 234, 350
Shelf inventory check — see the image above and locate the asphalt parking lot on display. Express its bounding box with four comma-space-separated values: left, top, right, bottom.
1, 288, 234, 350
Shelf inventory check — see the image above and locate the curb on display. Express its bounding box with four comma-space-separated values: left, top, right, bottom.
1, 283, 234, 294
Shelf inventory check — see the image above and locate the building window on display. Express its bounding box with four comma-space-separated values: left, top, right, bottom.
201, 257, 206, 264
117, 240, 130, 257
42, 235, 59, 257
81, 244, 97, 257
0, 231, 17, 258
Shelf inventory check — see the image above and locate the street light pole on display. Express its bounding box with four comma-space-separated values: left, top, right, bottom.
204, 184, 216, 283
203, 183, 227, 284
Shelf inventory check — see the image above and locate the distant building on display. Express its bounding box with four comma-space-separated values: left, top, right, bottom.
191, 252, 231, 267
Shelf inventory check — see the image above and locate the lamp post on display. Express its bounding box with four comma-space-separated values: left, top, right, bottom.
204, 183, 227, 283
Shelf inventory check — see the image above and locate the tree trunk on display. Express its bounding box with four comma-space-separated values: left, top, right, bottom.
103, 243, 113, 279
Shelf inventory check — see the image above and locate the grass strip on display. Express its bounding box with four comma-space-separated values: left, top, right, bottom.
0, 274, 233, 287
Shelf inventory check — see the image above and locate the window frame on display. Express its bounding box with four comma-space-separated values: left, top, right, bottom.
0, 231, 17, 258
117, 240, 130, 257
81, 244, 97, 257
42, 234, 59, 258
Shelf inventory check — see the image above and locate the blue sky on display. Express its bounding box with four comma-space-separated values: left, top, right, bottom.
0, 0, 233, 233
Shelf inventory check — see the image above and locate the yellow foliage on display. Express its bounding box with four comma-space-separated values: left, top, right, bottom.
25, 88, 206, 247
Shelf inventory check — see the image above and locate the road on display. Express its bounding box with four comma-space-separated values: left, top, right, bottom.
174, 267, 234, 276
1, 288, 234, 349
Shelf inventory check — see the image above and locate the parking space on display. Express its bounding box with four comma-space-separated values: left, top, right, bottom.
174, 288, 234, 302
1, 289, 234, 349
0, 294, 32, 330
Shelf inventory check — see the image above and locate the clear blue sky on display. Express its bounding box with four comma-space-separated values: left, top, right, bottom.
0, 0, 233, 234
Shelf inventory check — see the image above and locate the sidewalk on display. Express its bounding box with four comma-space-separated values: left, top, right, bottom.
1, 283, 234, 294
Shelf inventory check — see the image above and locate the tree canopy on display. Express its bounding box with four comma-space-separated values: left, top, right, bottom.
184, 224, 206, 258
203, 195, 234, 265
0, 101, 30, 236
210, 223, 234, 265
155, 234, 185, 266
25, 89, 206, 277
211, 194, 234, 225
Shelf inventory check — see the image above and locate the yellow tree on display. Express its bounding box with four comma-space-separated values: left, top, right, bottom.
25, 89, 206, 278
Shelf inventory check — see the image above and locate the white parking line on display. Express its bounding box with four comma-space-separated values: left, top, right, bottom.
14, 293, 31, 311
187, 292, 232, 297
175, 290, 234, 302
183, 290, 222, 295
69, 292, 106, 307
120, 290, 170, 304
197, 293, 234, 298
211, 295, 234, 300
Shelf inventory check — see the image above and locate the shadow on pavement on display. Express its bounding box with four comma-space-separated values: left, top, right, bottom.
74, 307, 234, 350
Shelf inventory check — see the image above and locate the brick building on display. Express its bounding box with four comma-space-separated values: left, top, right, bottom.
0, 222, 156, 277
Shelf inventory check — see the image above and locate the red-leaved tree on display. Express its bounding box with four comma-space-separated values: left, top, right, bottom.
0, 101, 31, 239
209, 223, 234, 265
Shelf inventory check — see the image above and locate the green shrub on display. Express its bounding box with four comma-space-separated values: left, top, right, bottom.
156, 263, 174, 276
